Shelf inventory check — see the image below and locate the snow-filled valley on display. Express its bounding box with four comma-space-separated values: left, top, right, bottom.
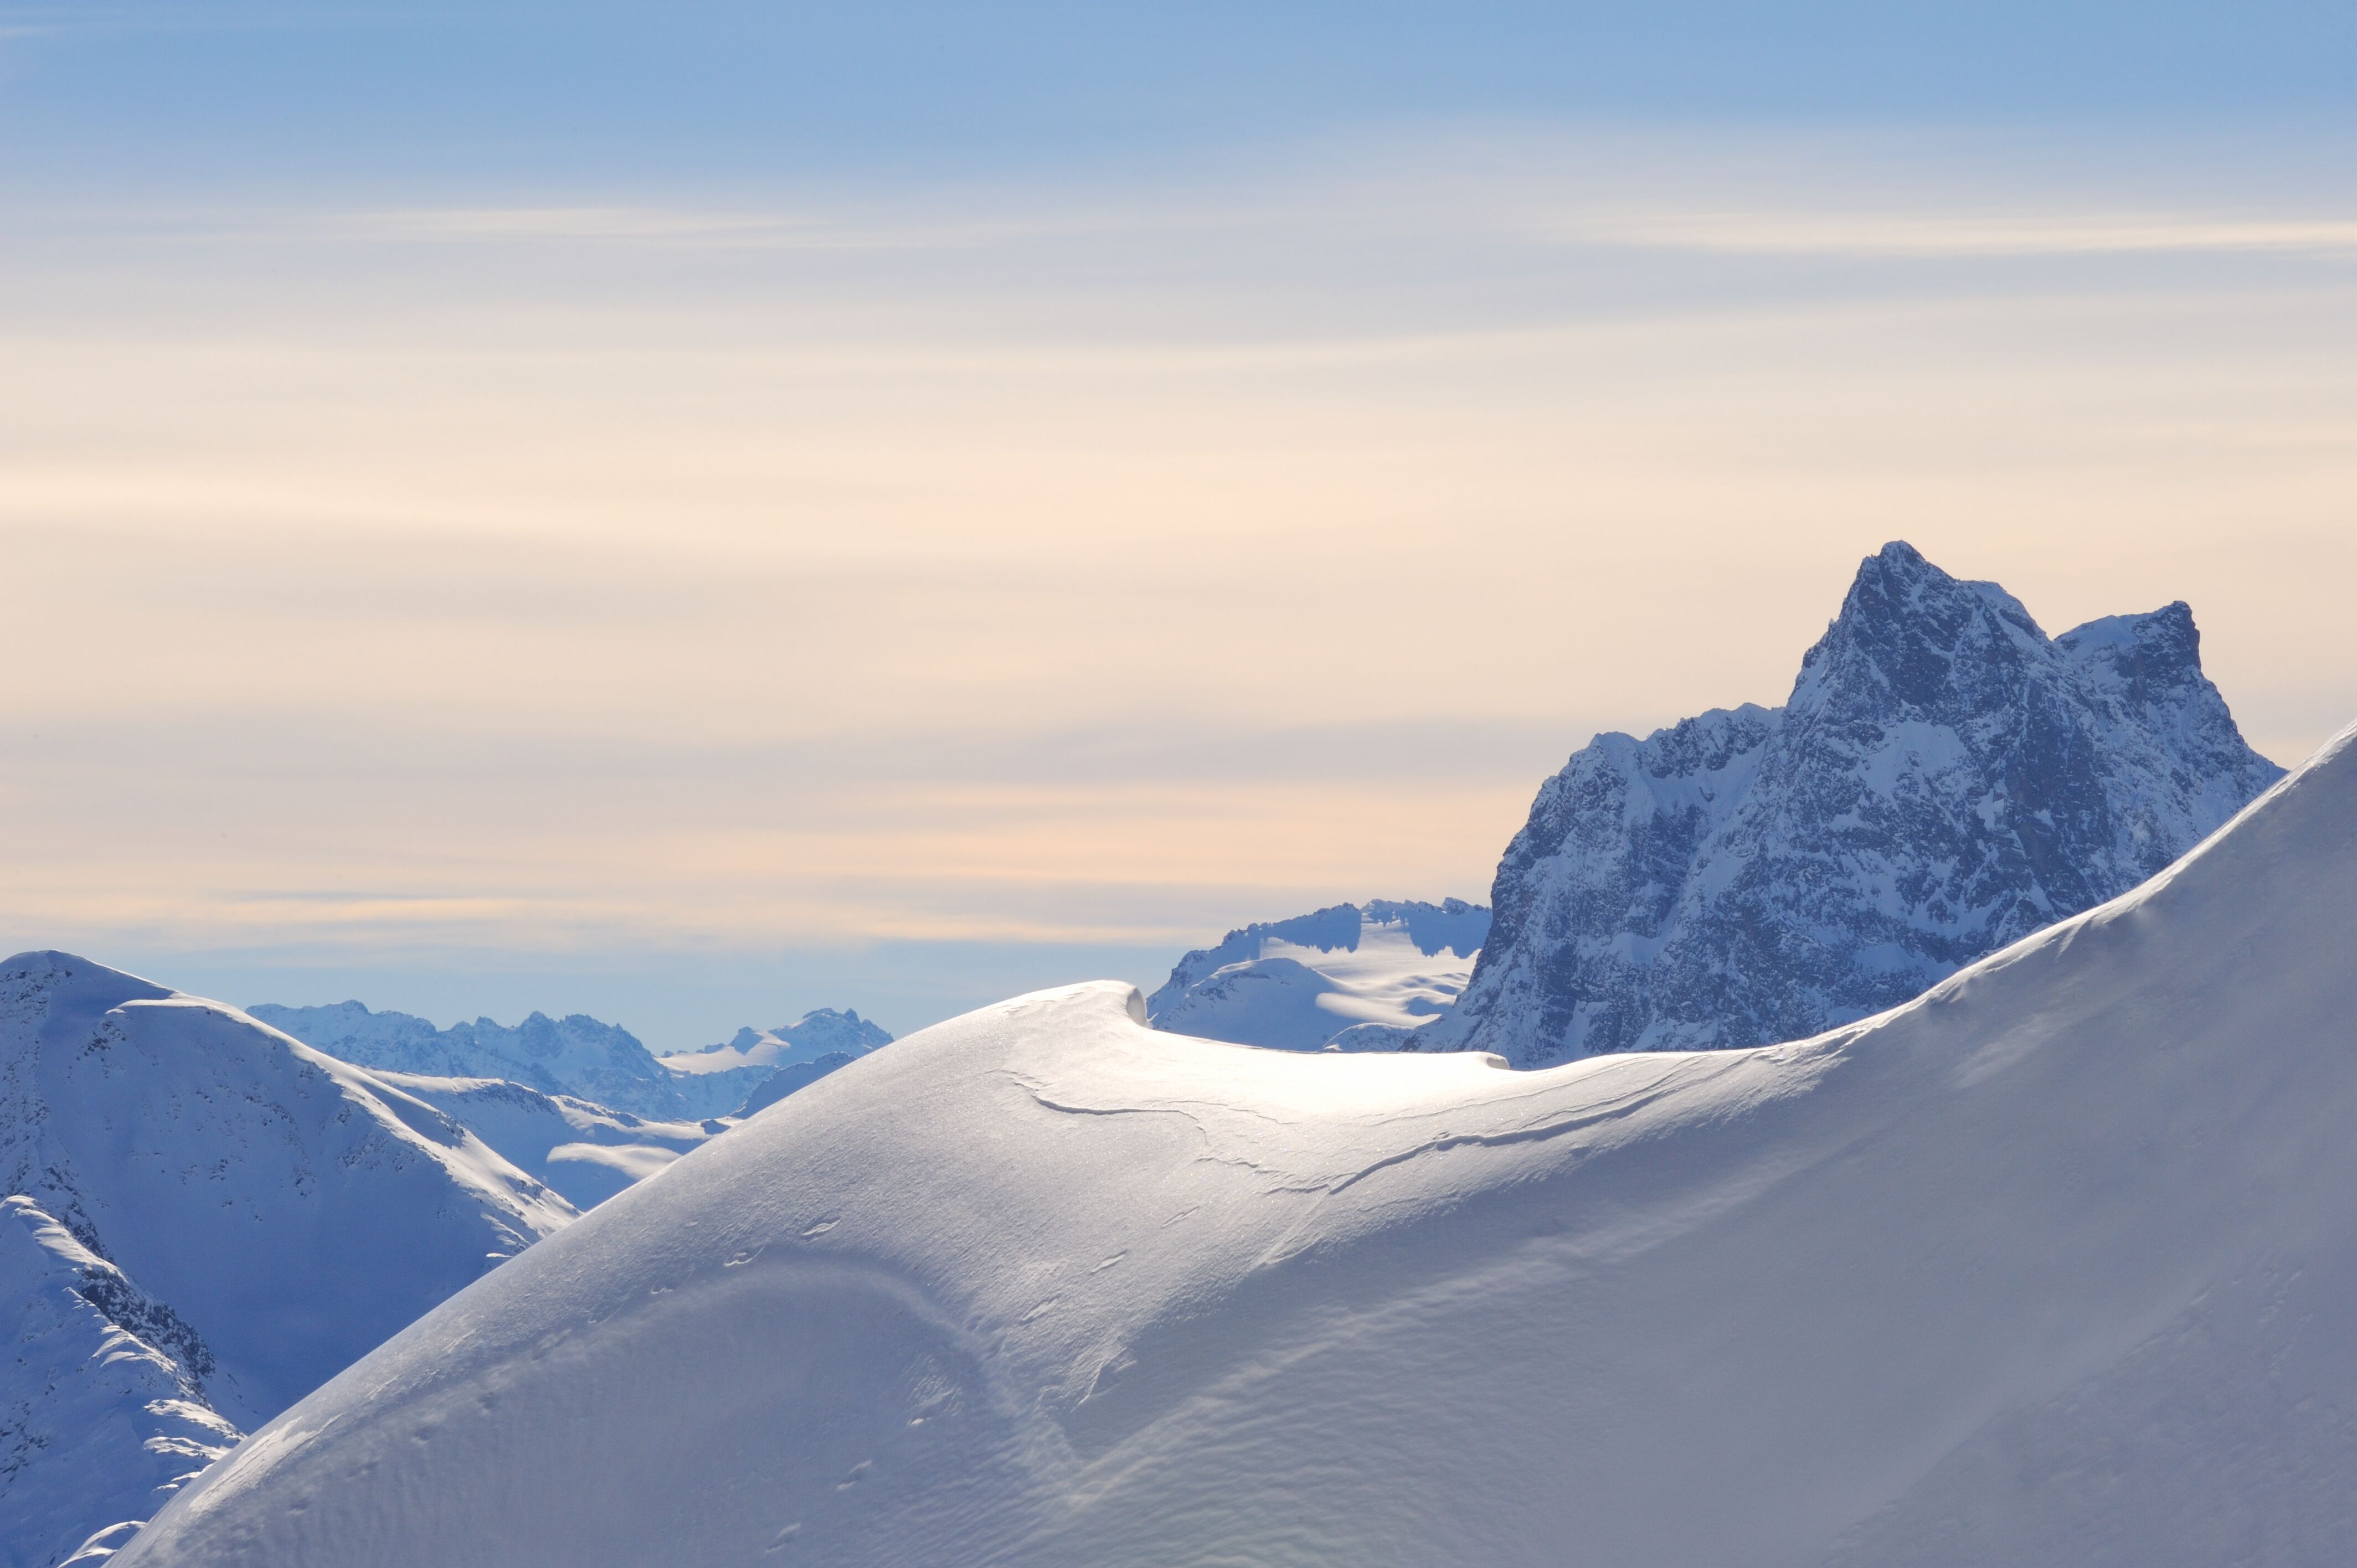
110, 719, 2357, 1566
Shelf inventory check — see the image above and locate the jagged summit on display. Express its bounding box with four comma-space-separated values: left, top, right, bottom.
1424, 543, 2283, 1067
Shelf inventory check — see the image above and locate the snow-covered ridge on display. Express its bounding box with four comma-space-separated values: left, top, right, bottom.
361, 1075, 714, 1211
0, 953, 578, 1562
121, 718, 2357, 1564
0, 1198, 241, 1568
1146, 898, 1489, 1052
1428, 540, 2285, 1067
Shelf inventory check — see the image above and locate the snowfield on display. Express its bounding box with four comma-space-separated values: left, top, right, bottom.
359, 1073, 714, 1210
1146, 899, 1489, 1052
119, 719, 2357, 1567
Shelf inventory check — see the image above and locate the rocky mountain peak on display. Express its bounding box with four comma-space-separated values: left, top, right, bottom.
1424, 545, 2283, 1068
1793, 541, 2047, 723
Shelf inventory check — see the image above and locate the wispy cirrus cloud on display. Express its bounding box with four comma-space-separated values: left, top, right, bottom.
326, 192, 2357, 266
1557, 208, 2357, 259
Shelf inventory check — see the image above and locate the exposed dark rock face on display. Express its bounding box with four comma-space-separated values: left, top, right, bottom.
1424, 543, 2284, 1068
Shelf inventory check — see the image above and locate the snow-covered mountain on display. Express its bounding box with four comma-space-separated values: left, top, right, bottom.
1146, 899, 1489, 1051
1425, 541, 2284, 1067
655, 1009, 894, 1120
247, 1001, 690, 1120
1, 1198, 241, 1568
116, 719, 2357, 1566
362, 1075, 714, 1210
0, 954, 576, 1563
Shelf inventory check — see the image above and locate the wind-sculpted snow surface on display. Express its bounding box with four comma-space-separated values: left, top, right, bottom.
1147, 899, 1489, 1051
118, 720, 2357, 1567
1430, 541, 2283, 1066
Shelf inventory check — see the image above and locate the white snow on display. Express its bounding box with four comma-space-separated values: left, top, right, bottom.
0, 962, 576, 1425
0, 1199, 241, 1568
1147, 900, 1488, 1052
114, 719, 2357, 1566
656, 1010, 893, 1119
359, 1072, 712, 1211
246, 1001, 689, 1120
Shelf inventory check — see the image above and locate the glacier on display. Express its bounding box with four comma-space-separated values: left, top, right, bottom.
1146, 899, 1488, 1052
114, 715, 2357, 1567
1426, 540, 2284, 1067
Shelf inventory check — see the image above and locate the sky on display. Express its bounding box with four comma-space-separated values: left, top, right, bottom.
4, 3, 2355, 1047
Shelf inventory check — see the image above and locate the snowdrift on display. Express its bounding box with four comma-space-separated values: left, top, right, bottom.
123, 722, 2357, 1567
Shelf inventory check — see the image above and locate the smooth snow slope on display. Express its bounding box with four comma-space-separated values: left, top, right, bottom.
123, 724, 2357, 1567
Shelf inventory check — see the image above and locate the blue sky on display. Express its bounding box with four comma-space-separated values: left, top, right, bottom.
8, 3, 2355, 192
5, 3, 2355, 1046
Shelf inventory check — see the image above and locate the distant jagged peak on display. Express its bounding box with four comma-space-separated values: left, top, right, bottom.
655, 1008, 895, 1119
665, 1009, 893, 1066
1177, 898, 1492, 972
249, 997, 685, 1120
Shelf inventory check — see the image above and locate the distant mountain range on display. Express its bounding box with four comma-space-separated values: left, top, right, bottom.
1421, 541, 2284, 1067
249, 1002, 894, 1126
1146, 899, 1489, 1052
245, 1002, 693, 1120
655, 1010, 895, 1120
